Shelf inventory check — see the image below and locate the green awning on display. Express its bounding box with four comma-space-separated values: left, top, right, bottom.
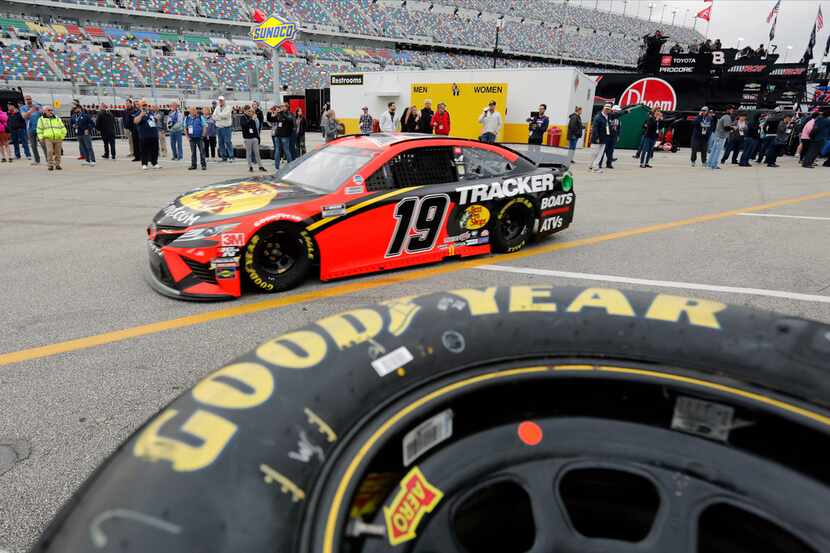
0, 17, 28, 31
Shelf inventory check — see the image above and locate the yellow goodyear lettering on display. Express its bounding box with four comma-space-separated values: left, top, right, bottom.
192, 362, 274, 409
449, 287, 499, 315
566, 288, 636, 317
646, 294, 726, 330
508, 285, 557, 313
380, 296, 421, 336
317, 309, 384, 350
133, 408, 237, 472
257, 330, 327, 368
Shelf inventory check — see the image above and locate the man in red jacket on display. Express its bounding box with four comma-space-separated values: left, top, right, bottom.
431, 102, 451, 136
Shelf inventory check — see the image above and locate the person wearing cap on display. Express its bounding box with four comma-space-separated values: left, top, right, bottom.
359, 106, 373, 135
590, 103, 612, 173
478, 100, 502, 143
36, 105, 67, 171
707, 105, 735, 170
601, 104, 622, 169
526, 104, 549, 151
690, 106, 713, 167
212, 96, 234, 162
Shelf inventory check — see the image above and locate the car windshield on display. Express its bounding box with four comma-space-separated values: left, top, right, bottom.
277, 146, 375, 193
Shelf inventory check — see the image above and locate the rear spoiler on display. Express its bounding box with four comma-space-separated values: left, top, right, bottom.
501, 144, 572, 174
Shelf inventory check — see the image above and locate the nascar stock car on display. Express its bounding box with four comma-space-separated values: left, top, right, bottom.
146, 134, 575, 300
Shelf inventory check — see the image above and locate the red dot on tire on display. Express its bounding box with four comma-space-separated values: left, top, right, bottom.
517, 421, 543, 446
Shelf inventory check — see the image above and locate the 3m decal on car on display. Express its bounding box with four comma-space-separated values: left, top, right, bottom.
220, 233, 245, 247
383, 467, 444, 545
459, 204, 490, 230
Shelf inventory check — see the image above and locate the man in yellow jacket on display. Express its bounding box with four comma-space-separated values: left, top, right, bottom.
37, 105, 67, 170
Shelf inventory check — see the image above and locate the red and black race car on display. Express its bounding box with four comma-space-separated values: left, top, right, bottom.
146, 134, 575, 300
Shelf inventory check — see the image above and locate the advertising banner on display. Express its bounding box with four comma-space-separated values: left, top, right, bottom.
410, 82, 508, 141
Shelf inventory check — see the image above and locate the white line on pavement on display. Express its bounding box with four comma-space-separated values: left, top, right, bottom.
477, 265, 830, 304
738, 212, 830, 222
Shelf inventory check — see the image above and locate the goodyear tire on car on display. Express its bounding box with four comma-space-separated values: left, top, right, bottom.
34, 286, 830, 552
491, 197, 535, 253
243, 225, 313, 293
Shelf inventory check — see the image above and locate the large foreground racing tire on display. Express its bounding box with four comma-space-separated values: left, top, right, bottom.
243, 224, 313, 293
35, 286, 830, 553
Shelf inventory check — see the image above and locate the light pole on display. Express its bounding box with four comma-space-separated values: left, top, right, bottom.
648, 2, 655, 21
493, 18, 502, 69
622, 0, 627, 17
737, 37, 744, 50
784, 45, 793, 63
671, 9, 677, 26
660, 4, 666, 23
684, 8, 689, 27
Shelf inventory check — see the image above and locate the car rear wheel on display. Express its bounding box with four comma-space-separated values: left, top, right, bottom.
491, 197, 534, 253
243, 225, 312, 293
32, 287, 830, 553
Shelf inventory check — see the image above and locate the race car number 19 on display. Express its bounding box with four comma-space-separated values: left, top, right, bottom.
386, 195, 450, 257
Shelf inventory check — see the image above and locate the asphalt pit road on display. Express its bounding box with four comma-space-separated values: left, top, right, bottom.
0, 439, 31, 476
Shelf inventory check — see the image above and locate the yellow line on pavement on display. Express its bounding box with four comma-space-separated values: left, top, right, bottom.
2, 190, 829, 367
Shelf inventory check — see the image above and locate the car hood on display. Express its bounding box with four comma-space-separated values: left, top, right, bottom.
152, 177, 321, 228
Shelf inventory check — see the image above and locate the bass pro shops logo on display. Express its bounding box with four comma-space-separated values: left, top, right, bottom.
619, 77, 677, 111
250, 15, 297, 48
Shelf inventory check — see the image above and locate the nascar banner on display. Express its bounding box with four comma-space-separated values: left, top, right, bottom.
594, 64, 807, 112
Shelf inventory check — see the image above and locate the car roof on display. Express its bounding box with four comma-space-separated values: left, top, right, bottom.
329, 133, 445, 150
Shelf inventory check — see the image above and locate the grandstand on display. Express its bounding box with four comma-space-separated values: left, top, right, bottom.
0, 0, 704, 100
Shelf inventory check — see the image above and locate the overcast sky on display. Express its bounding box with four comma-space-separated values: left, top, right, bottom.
569, 0, 829, 62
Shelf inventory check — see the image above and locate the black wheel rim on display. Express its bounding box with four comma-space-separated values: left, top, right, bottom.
500, 204, 530, 242
311, 362, 830, 553
253, 230, 300, 276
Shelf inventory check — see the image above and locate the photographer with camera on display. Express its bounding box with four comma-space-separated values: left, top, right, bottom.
527, 104, 549, 151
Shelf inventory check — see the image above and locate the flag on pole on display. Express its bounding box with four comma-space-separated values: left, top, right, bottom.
817, 6, 824, 31
767, 0, 781, 24
697, 5, 711, 22
825, 29, 830, 56
769, 15, 777, 41
802, 21, 816, 63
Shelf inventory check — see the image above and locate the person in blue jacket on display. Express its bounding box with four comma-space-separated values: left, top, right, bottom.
73, 105, 97, 165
